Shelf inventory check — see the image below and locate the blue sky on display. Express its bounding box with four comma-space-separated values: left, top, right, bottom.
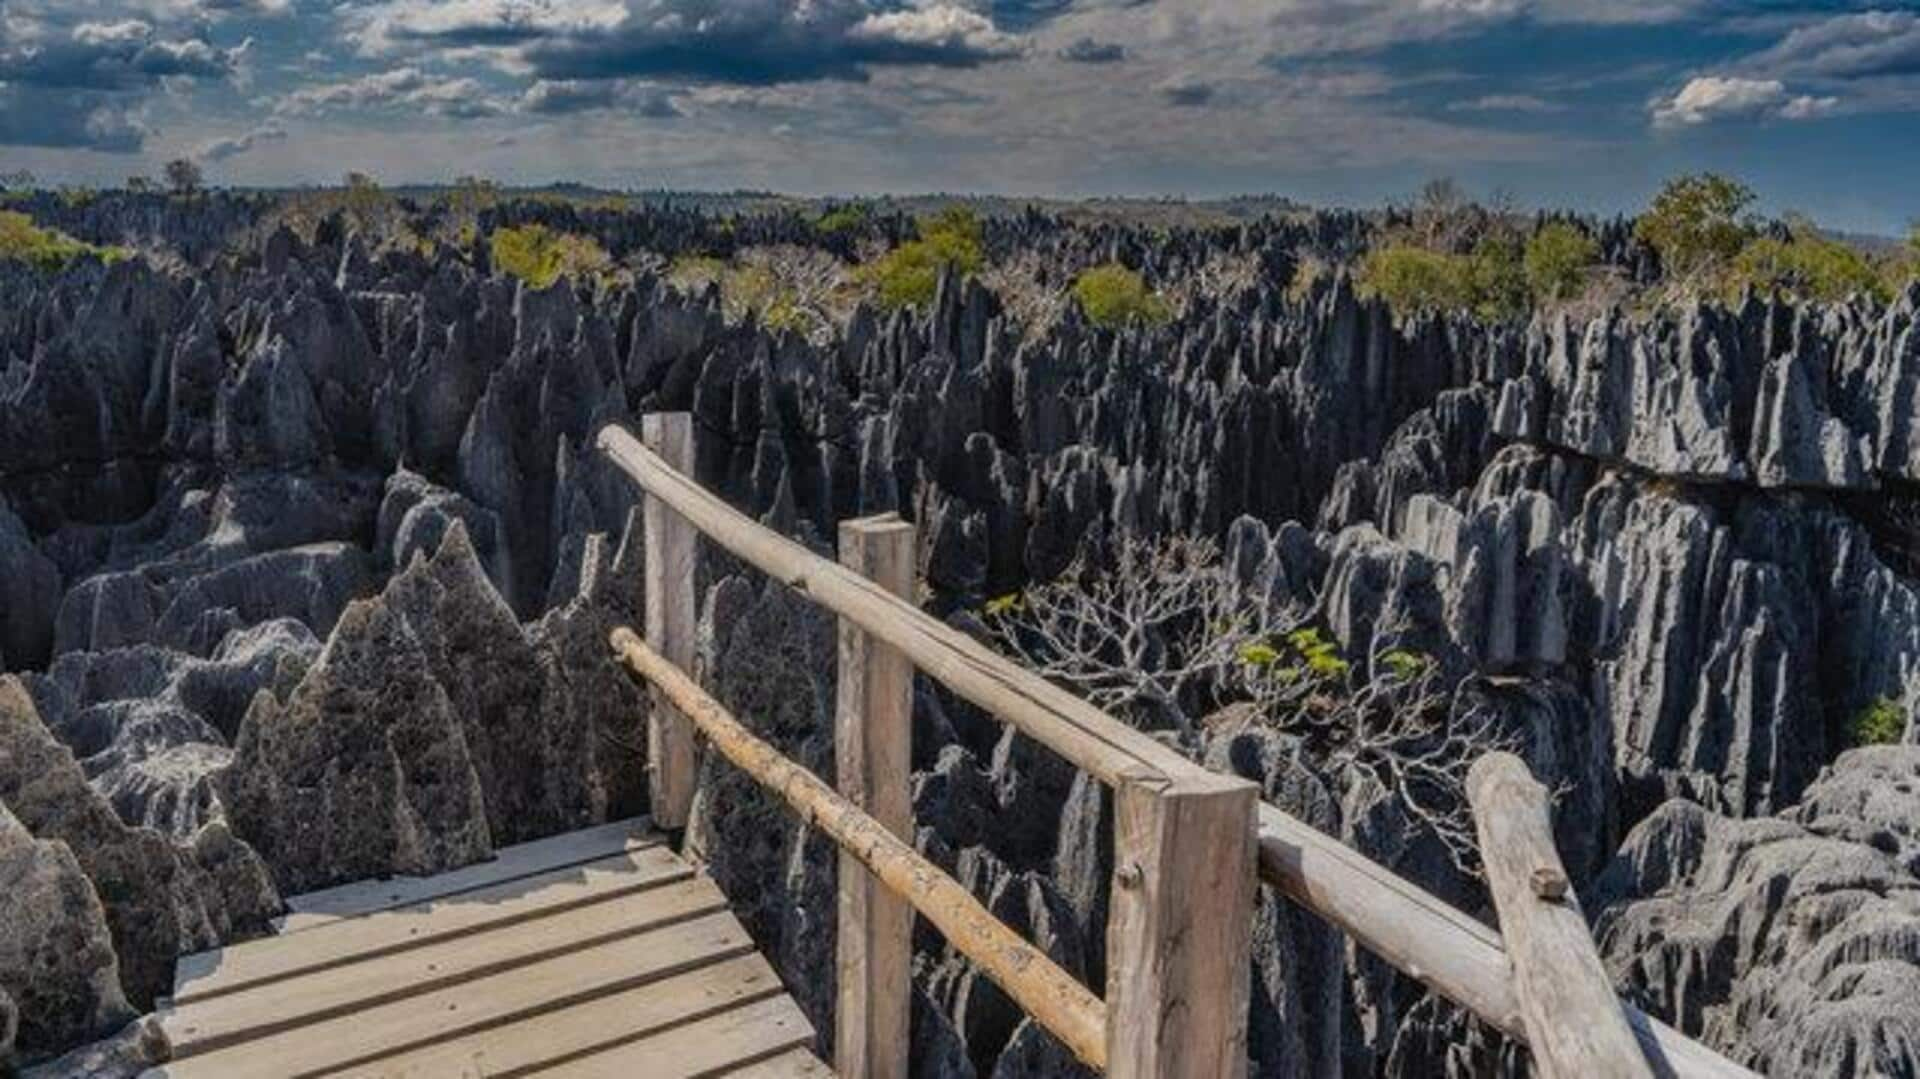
1, 0, 1916, 233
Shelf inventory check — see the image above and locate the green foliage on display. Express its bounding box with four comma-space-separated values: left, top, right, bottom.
1357, 245, 1475, 315
861, 206, 984, 310
1849, 697, 1907, 746
667, 253, 812, 332
816, 203, 870, 234
1380, 650, 1432, 681
1238, 641, 1282, 667
488, 223, 611, 288
1634, 173, 1756, 278
1524, 222, 1600, 303
1072, 263, 1172, 329
1284, 627, 1351, 679
0, 210, 128, 271
1727, 226, 1890, 303
1466, 234, 1528, 320
984, 592, 1025, 618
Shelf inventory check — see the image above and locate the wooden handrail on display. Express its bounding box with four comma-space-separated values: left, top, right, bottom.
599, 423, 1219, 792
611, 628, 1111, 1069
595, 419, 1755, 1079
1469, 753, 1653, 1079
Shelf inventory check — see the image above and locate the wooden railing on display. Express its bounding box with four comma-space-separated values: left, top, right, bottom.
599, 415, 1754, 1079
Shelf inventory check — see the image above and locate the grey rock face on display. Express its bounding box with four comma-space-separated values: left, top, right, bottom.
1594, 746, 1920, 1078
377, 521, 603, 845
0, 677, 279, 1011
686, 570, 841, 1058
22, 620, 315, 836
0, 499, 60, 670
220, 595, 492, 894
18, 1016, 167, 1079
0, 802, 132, 1064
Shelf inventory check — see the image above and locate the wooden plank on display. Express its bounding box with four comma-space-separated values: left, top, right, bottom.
275, 818, 661, 932
162, 877, 731, 1057
834, 514, 915, 1079
1106, 768, 1258, 1079
539, 993, 816, 1079
720, 1048, 834, 1077
642, 412, 700, 829
175, 846, 691, 1005
152, 917, 762, 1079
599, 420, 1754, 1079
612, 632, 1109, 1071
1468, 753, 1653, 1079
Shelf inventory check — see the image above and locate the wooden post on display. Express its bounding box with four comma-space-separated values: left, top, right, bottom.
1467, 752, 1653, 1079
1107, 768, 1258, 1079
612, 629, 1110, 1070
642, 412, 699, 830
835, 515, 915, 1079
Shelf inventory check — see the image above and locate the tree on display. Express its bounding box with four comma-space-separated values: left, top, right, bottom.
1357, 244, 1474, 314
1466, 233, 1528, 319
860, 206, 984, 309
0, 170, 36, 191
1524, 222, 1600, 303
488, 223, 610, 288
986, 534, 1516, 875
1414, 176, 1469, 249
1633, 173, 1755, 279
126, 175, 157, 194
0, 211, 128, 270
1726, 219, 1888, 303
1072, 263, 1172, 329
164, 158, 204, 195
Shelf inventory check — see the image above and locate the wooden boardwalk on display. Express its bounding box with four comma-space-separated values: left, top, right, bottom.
145, 819, 825, 1079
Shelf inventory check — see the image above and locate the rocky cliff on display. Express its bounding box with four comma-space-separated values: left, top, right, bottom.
0, 196, 1915, 1074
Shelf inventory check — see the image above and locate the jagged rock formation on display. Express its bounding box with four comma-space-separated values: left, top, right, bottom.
221, 590, 493, 895
0, 801, 132, 1061
1594, 746, 1920, 1076
1, 195, 1917, 1072
0, 678, 279, 1016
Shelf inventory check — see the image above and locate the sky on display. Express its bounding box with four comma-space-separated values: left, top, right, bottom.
0, 0, 1916, 234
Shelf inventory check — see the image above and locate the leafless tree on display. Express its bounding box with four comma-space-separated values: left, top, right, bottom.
980, 248, 1069, 340
988, 533, 1517, 876
1167, 250, 1263, 315
986, 535, 1285, 729
164, 158, 204, 195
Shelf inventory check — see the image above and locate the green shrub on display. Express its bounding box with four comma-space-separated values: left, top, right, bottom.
0, 210, 127, 271
816, 203, 870, 235
1357, 245, 1475, 314
1072, 263, 1171, 328
1634, 173, 1755, 279
1849, 697, 1907, 746
489, 224, 610, 288
1467, 235, 1528, 320
861, 206, 983, 309
1525, 222, 1600, 303
1728, 228, 1889, 303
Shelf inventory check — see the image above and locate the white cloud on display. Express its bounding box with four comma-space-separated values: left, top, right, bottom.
197, 121, 285, 160
347, 0, 624, 57
73, 20, 153, 47
1651, 76, 1833, 128
1449, 93, 1563, 113
280, 67, 507, 117
849, 5, 1022, 58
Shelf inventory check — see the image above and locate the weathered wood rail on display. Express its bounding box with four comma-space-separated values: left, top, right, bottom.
598, 415, 1755, 1079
